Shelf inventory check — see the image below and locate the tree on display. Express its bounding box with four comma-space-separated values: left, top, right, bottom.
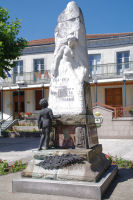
0, 7, 27, 78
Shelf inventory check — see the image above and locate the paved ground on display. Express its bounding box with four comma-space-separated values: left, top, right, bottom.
0, 137, 133, 163
100, 139, 133, 161
0, 167, 133, 200
0, 137, 40, 164
0, 137, 133, 199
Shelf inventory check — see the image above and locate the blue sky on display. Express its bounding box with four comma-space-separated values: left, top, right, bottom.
1, 0, 133, 41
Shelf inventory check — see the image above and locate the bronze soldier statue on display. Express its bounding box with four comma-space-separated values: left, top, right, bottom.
38, 98, 60, 150
38, 98, 54, 150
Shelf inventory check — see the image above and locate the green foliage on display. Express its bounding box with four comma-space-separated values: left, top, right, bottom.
0, 6, 27, 78
0, 161, 8, 175
0, 160, 27, 175
105, 154, 133, 168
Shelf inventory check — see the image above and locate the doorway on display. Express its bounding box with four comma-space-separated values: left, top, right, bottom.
105, 88, 122, 107
13, 91, 25, 118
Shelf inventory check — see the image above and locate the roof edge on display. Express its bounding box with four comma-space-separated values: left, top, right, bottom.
28, 32, 133, 46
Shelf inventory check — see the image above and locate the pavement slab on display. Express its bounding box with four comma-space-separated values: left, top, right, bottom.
99, 139, 133, 161
0, 138, 133, 163
0, 168, 133, 200
0, 137, 133, 199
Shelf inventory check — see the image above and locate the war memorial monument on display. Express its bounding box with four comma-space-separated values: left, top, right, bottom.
12, 2, 118, 199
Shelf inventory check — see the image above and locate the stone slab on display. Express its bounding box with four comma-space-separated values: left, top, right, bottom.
22, 145, 111, 182
32, 144, 102, 162
53, 114, 95, 126
12, 165, 118, 200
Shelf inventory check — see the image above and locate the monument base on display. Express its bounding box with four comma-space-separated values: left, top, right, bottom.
52, 114, 98, 149
13, 165, 118, 200
22, 145, 111, 182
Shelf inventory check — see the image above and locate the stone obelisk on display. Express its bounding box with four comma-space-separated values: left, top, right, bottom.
48, 1, 98, 148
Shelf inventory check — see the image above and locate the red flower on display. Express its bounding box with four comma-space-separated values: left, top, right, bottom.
11, 165, 14, 168
25, 112, 31, 116
105, 154, 109, 159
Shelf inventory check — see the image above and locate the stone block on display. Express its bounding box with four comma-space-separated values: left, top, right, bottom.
22, 145, 110, 182
13, 165, 118, 200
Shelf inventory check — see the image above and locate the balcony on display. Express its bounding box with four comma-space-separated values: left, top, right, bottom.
1, 62, 133, 87
89, 61, 133, 81
0, 70, 51, 87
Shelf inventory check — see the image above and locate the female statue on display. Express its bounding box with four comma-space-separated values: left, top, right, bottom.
48, 1, 89, 115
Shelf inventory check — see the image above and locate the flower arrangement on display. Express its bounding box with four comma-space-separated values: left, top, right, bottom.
0, 160, 27, 175
125, 107, 133, 115
105, 154, 133, 168
24, 112, 32, 118
20, 112, 38, 120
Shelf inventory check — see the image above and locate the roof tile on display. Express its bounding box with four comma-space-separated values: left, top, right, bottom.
28, 32, 133, 46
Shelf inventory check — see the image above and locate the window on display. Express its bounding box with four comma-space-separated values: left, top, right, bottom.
88, 54, 101, 76
13, 60, 23, 74
13, 61, 23, 83
35, 90, 42, 110
34, 59, 44, 72
34, 59, 44, 82
13, 91, 25, 113
117, 51, 130, 74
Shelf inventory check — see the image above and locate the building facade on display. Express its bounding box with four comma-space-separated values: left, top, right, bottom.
1, 32, 133, 120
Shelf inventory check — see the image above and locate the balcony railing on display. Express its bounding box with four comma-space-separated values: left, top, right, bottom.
93, 102, 133, 118
0, 70, 51, 86
89, 61, 133, 80
1, 62, 133, 87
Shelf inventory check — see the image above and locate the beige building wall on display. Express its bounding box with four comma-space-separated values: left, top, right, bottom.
91, 84, 133, 106
25, 90, 35, 113
93, 106, 133, 139
88, 45, 133, 64
18, 53, 53, 73
3, 91, 13, 118
125, 85, 133, 106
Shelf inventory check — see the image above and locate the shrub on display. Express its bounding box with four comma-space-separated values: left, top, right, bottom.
105, 154, 133, 168
0, 160, 27, 175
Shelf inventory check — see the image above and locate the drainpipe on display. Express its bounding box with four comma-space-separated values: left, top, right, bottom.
18, 85, 20, 120
123, 75, 126, 107
1, 86, 3, 120
94, 78, 97, 104
42, 84, 44, 98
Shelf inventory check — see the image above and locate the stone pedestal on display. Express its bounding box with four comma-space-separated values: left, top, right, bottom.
52, 114, 99, 149
22, 144, 110, 182
13, 165, 117, 200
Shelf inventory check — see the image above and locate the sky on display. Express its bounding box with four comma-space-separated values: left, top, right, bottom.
0, 0, 133, 41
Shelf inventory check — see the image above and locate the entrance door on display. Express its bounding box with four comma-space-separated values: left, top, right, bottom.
35, 90, 42, 110
105, 88, 122, 107
13, 91, 25, 118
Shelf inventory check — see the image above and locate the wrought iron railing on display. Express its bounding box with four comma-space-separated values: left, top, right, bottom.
115, 106, 133, 118
1, 61, 133, 86
93, 102, 133, 118
0, 70, 51, 86
89, 61, 133, 80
